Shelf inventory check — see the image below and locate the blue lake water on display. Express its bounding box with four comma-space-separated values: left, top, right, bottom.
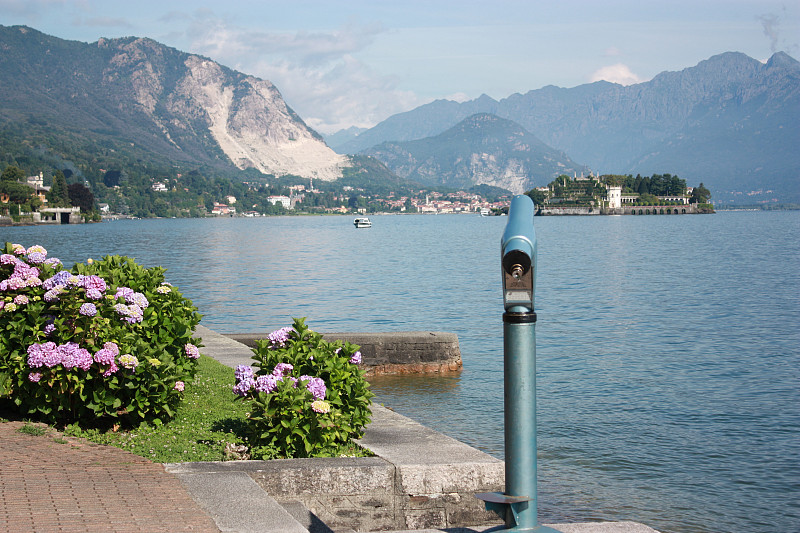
3, 211, 799, 533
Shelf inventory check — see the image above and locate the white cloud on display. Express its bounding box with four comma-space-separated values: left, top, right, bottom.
589, 63, 644, 86
169, 11, 422, 134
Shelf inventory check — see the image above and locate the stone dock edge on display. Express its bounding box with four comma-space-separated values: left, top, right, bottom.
170, 324, 660, 533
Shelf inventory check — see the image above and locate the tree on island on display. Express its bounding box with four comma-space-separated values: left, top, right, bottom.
525, 188, 547, 207
690, 183, 711, 204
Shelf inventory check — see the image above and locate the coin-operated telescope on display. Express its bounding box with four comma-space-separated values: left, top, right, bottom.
477, 195, 561, 532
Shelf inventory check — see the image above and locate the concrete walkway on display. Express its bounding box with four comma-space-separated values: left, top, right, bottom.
0, 325, 661, 533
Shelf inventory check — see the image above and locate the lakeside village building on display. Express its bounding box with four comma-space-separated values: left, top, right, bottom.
1, 172, 83, 225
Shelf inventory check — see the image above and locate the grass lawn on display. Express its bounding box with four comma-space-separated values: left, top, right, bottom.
2, 354, 370, 462
64, 354, 254, 462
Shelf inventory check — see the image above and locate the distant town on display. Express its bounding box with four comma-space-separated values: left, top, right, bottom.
2, 164, 713, 225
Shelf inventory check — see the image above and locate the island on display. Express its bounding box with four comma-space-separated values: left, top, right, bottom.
526, 174, 714, 215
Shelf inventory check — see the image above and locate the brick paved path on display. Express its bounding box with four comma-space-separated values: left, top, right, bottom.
0, 421, 219, 533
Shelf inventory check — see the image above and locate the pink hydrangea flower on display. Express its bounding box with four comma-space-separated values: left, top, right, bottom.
184, 344, 200, 359
102, 362, 119, 377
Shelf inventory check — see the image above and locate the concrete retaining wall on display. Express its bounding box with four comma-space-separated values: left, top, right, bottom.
225, 331, 462, 375
167, 404, 504, 532
538, 205, 705, 216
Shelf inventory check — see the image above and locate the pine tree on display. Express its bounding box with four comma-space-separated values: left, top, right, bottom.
48, 170, 71, 207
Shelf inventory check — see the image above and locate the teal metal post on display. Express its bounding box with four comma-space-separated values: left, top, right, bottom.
477, 195, 560, 532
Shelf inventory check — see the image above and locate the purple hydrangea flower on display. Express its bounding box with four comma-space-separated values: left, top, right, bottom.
349, 351, 362, 365
125, 304, 143, 324
13, 261, 39, 279
11, 244, 26, 255
27, 342, 60, 368
0, 254, 15, 265
59, 343, 93, 371
233, 378, 254, 397
235, 365, 254, 382
184, 344, 200, 359
272, 362, 294, 377
268, 327, 293, 348
13, 294, 29, 306
26, 252, 46, 264
114, 303, 143, 324
174, 381, 185, 392
43, 271, 72, 290
126, 292, 149, 309
44, 257, 62, 268
28, 372, 42, 383
94, 342, 119, 365
81, 275, 107, 292
254, 374, 279, 393
43, 323, 56, 336
25, 276, 42, 287
114, 287, 134, 300
85, 288, 103, 300
301, 376, 327, 400
44, 287, 63, 302
79, 303, 97, 317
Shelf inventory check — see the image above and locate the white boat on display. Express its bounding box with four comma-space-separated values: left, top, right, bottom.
353, 217, 372, 228
479, 208, 491, 217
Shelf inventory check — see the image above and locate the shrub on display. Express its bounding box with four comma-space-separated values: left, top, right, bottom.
0, 242, 202, 426
233, 318, 373, 458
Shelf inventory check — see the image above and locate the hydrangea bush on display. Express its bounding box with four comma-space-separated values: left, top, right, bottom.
0, 243, 203, 426
233, 317, 373, 458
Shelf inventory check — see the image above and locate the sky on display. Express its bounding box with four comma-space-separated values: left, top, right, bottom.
1, 0, 798, 134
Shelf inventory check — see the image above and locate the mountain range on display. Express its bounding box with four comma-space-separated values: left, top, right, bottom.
0, 25, 347, 181
1, 25, 798, 204
363, 113, 588, 194
333, 52, 800, 203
